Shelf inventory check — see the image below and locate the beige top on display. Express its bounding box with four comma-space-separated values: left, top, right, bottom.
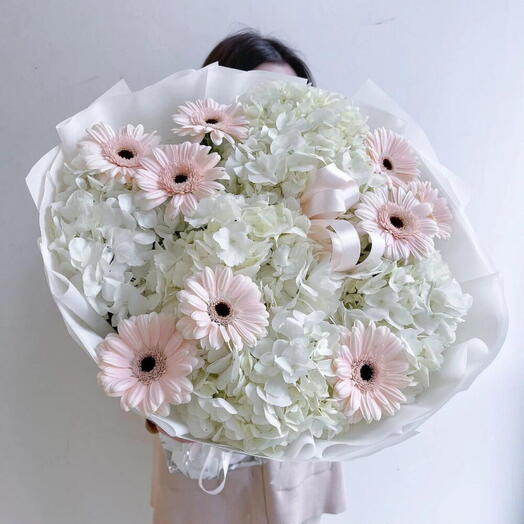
150, 437, 346, 524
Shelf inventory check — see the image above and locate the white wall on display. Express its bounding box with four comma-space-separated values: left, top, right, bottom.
2, 1, 523, 522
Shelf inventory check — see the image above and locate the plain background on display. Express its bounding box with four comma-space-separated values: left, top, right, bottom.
1, 1, 523, 523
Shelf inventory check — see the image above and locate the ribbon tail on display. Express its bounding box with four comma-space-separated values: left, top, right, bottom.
198, 447, 231, 495
350, 232, 386, 273
310, 219, 361, 272
310, 220, 386, 273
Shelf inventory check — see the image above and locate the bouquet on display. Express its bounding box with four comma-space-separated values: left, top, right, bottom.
27, 64, 507, 465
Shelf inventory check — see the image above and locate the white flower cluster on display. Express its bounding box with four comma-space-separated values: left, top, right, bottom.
47, 80, 471, 456
225, 81, 371, 201
48, 171, 161, 325
339, 252, 472, 395
175, 309, 345, 456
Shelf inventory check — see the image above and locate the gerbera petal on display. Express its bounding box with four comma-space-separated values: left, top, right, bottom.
123, 383, 147, 409
185, 279, 210, 302
207, 323, 221, 349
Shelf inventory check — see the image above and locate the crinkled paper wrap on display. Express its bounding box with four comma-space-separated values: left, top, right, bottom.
26, 64, 508, 461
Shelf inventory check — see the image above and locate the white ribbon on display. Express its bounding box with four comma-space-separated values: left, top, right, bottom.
198, 446, 232, 495
301, 164, 385, 272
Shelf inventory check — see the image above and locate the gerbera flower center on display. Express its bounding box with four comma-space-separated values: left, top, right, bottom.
352, 359, 379, 391
382, 157, 393, 170
214, 301, 231, 317
118, 149, 135, 160
208, 299, 234, 325
133, 350, 167, 384
174, 173, 188, 184
140, 355, 156, 372
102, 140, 143, 169
205, 118, 219, 124
359, 363, 374, 381
377, 204, 417, 239
158, 163, 200, 195
389, 215, 404, 229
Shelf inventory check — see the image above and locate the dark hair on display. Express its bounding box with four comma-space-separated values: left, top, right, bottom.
203, 30, 315, 85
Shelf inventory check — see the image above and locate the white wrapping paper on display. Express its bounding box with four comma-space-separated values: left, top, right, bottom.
26, 64, 507, 461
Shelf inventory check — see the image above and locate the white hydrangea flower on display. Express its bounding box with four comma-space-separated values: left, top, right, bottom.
213, 221, 254, 266
48, 169, 161, 325
226, 81, 372, 201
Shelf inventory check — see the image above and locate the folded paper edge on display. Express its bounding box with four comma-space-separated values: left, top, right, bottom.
26, 147, 60, 208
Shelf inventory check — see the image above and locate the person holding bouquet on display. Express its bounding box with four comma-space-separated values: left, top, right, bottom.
147, 31, 347, 524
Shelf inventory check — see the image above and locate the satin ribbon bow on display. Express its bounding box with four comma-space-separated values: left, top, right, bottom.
301, 164, 385, 272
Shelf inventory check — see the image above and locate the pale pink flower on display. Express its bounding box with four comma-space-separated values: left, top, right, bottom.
366, 127, 419, 187
97, 312, 201, 417
410, 180, 452, 239
333, 321, 411, 423
355, 185, 438, 261
177, 266, 269, 351
172, 99, 248, 146
134, 143, 225, 218
80, 122, 160, 183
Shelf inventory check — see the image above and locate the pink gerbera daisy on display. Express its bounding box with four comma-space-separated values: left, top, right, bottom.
134, 143, 225, 218
172, 99, 248, 146
97, 312, 201, 417
177, 266, 269, 351
410, 180, 453, 239
333, 321, 411, 423
355, 185, 438, 261
366, 127, 420, 187
80, 122, 160, 183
